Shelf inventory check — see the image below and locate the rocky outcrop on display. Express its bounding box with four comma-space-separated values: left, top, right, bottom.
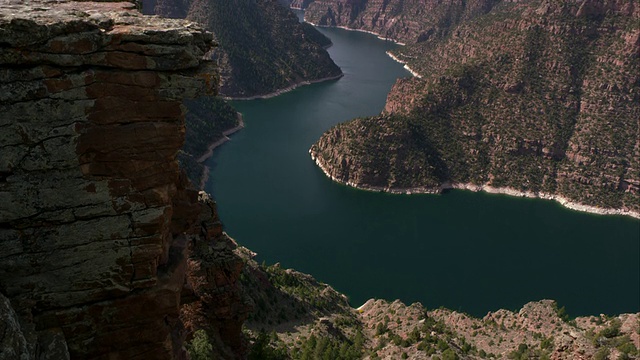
310, 0, 640, 216
354, 298, 640, 359
0, 1, 248, 358
154, 0, 342, 98
236, 258, 640, 359
180, 193, 253, 359
304, 0, 500, 44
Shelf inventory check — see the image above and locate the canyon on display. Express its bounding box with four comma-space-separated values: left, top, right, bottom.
154, 0, 342, 98
0, 0, 638, 359
294, 0, 501, 44
309, 0, 640, 217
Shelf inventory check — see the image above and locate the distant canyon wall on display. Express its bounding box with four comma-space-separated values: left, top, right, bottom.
154, 0, 342, 98
310, 0, 640, 216
299, 0, 500, 44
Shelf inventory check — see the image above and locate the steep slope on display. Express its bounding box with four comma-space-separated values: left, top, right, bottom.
0, 1, 250, 358
310, 0, 640, 216
304, 0, 501, 44
232, 257, 639, 360
155, 0, 342, 98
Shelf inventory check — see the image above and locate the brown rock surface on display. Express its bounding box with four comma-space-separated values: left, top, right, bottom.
0, 1, 248, 359
353, 298, 640, 359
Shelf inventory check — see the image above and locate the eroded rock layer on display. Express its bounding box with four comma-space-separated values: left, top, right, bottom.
0, 1, 248, 358
304, 0, 501, 44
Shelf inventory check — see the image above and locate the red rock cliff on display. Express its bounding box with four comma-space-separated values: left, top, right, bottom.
0, 1, 249, 358
304, 0, 501, 44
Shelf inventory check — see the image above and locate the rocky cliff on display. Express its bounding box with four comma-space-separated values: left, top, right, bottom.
2, 1, 637, 359
303, 0, 501, 44
154, 0, 342, 98
311, 0, 640, 216
0, 1, 249, 358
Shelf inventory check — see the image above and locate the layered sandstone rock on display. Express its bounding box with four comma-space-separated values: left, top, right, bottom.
0, 1, 248, 358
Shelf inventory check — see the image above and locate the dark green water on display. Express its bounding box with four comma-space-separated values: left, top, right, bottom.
205, 26, 640, 317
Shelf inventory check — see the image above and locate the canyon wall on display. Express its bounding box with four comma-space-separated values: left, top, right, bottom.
155, 0, 343, 98
310, 0, 640, 216
0, 1, 248, 358
304, 0, 501, 44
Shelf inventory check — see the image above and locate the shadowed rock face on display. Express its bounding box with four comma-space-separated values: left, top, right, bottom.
0, 1, 248, 359
154, 0, 342, 98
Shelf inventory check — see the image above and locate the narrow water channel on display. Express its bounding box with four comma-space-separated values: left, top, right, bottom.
205, 25, 640, 317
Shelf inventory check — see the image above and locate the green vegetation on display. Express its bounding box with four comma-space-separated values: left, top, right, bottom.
239, 256, 637, 360
248, 331, 289, 360
290, 333, 363, 360
599, 319, 622, 339
238, 256, 360, 360
263, 264, 348, 314
186, 330, 214, 360
586, 317, 638, 360
553, 303, 571, 323
507, 343, 552, 360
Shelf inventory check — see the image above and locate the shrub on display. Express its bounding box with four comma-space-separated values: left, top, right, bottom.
187, 330, 213, 360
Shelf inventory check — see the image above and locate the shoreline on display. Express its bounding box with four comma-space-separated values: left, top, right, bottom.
310, 151, 640, 219
447, 183, 640, 219
197, 113, 245, 189
305, 20, 406, 46
385, 51, 422, 78
222, 74, 343, 101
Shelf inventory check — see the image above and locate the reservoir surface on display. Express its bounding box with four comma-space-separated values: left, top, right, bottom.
205, 25, 640, 317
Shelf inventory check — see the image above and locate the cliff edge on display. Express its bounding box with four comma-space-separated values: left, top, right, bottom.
0, 1, 249, 358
